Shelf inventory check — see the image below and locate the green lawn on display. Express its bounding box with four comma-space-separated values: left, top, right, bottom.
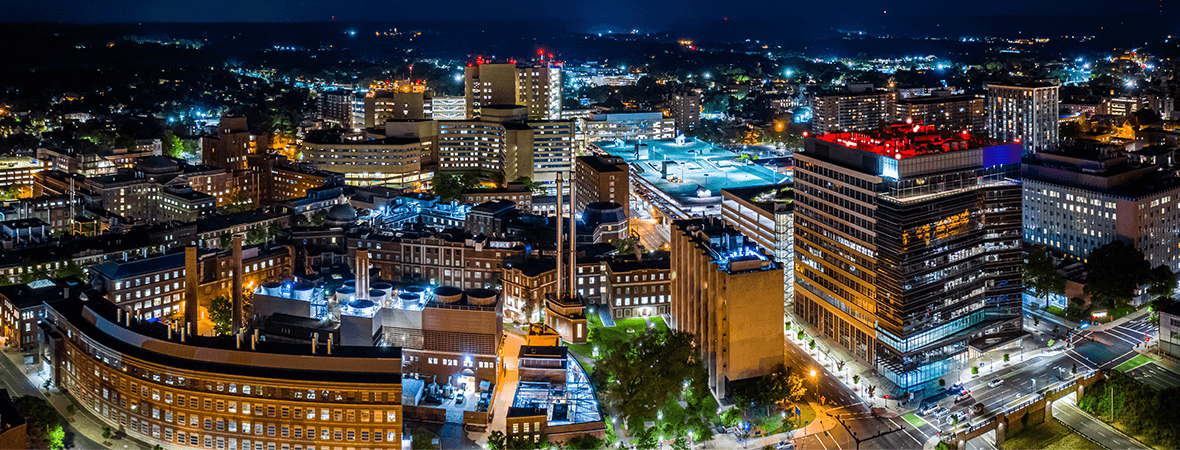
568, 315, 668, 364
1114, 354, 1154, 373
1109, 305, 1139, 321
902, 413, 927, 428
1002, 420, 1100, 450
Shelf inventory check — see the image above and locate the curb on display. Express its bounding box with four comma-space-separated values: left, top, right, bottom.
1053, 417, 1107, 450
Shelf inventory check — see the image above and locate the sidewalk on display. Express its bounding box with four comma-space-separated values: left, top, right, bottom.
1, 350, 144, 449
706, 401, 839, 449
785, 314, 897, 411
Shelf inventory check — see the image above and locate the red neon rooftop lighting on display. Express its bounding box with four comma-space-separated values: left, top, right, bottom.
813, 122, 1003, 160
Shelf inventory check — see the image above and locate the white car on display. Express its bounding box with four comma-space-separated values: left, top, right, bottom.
988, 379, 1003, 388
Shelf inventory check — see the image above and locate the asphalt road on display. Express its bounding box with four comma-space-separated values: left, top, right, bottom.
0, 353, 104, 449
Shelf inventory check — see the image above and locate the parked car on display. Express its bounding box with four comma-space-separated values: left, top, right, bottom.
972, 402, 985, 415
988, 379, 1003, 388
774, 441, 795, 450
935, 407, 950, 417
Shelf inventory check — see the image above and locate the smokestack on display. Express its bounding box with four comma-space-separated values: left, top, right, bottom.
312, 332, 319, 354
327, 334, 333, 355
356, 250, 370, 299
569, 169, 577, 299
168, 325, 172, 340
185, 247, 199, 329
556, 172, 564, 298
232, 234, 244, 335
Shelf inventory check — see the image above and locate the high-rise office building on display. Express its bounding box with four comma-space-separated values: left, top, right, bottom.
669, 217, 783, 398
986, 81, 1060, 154
812, 86, 897, 134
465, 63, 562, 121
794, 124, 1024, 393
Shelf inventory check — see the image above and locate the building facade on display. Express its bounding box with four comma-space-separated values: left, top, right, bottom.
1022, 147, 1180, 270
42, 299, 404, 450
986, 81, 1060, 155
602, 258, 670, 319
812, 88, 897, 134
574, 155, 629, 218
669, 218, 783, 398
795, 125, 1024, 393
892, 93, 986, 133
465, 63, 562, 121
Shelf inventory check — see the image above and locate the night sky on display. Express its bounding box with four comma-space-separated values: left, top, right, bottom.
1, 0, 1169, 29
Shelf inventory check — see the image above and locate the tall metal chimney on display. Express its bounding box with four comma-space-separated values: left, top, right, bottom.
356, 249, 370, 299
568, 169, 577, 299
185, 247, 199, 329
555, 172, 564, 298
232, 233, 244, 335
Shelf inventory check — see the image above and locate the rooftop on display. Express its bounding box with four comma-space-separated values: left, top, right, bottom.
813, 122, 1004, 160
49, 296, 402, 383
594, 137, 785, 204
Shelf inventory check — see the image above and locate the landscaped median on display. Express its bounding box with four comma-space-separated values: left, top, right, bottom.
1001, 419, 1100, 450
1113, 354, 1153, 373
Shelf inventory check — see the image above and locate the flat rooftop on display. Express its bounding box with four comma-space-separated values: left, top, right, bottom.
594, 138, 785, 203
813, 123, 1006, 160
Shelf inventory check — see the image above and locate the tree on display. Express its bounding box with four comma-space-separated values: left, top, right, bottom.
564, 434, 605, 450
1072, 363, 1078, 375
487, 430, 506, 450
431, 173, 465, 202
513, 176, 547, 196
866, 385, 877, 398
1148, 265, 1176, 302
808, 340, 816, 351
853, 375, 860, 385
411, 428, 437, 450
209, 296, 233, 336
1003, 353, 1010, 363
102, 426, 112, 439
939, 379, 946, 387
1085, 241, 1151, 310
46, 424, 64, 450
1024, 247, 1065, 308
971, 367, 979, 375
1034, 315, 1039, 327
592, 328, 706, 428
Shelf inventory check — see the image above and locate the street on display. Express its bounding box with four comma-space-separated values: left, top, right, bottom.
0, 351, 104, 449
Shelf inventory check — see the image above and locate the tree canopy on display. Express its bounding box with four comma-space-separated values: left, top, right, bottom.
1023, 247, 1065, 304
209, 295, 233, 336
1085, 241, 1151, 310
592, 327, 706, 429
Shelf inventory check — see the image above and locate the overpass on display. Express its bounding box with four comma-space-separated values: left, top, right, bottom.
941, 370, 1104, 449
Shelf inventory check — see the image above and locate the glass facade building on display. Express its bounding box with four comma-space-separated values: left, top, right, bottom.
793, 124, 1025, 393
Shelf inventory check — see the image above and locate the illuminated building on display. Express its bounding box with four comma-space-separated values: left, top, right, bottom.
669, 218, 783, 398
464, 62, 562, 121
669, 90, 702, 134
349, 228, 526, 291
985, 81, 1059, 154
0, 277, 86, 352
892, 93, 985, 133
431, 96, 467, 120
593, 138, 783, 220
812, 86, 897, 134
1099, 95, 1140, 117
0, 157, 45, 193
364, 90, 433, 127
40, 297, 404, 450
574, 155, 628, 220
506, 325, 604, 444
603, 257, 670, 319
299, 129, 425, 189
247, 154, 345, 204
720, 185, 794, 325
89, 243, 292, 322
461, 184, 533, 211
201, 116, 255, 172
795, 125, 1024, 394
84, 156, 229, 222
437, 106, 574, 186
251, 270, 503, 428
583, 112, 675, 142
1022, 145, 1180, 271
318, 88, 355, 128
